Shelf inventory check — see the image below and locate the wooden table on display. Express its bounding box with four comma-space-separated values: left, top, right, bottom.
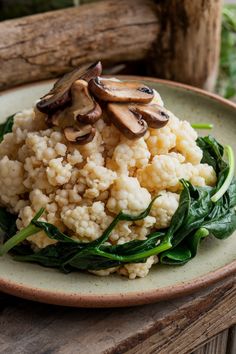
0, 275, 235, 354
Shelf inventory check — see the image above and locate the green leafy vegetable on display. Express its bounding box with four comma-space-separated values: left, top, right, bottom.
0, 115, 15, 143
0, 136, 235, 273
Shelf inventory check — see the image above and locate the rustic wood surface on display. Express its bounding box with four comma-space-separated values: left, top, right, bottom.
0, 275, 235, 354
192, 329, 229, 354
149, 0, 222, 91
0, 0, 222, 91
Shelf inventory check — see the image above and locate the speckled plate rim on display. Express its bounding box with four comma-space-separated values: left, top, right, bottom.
0, 76, 235, 308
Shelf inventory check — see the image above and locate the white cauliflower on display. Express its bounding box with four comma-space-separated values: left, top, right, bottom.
118, 256, 158, 279
79, 161, 117, 199
61, 201, 112, 241
137, 154, 193, 192
145, 126, 176, 156
107, 175, 151, 214
108, 137, 150, 174
150, 191, 180, 229
46, 158, 72, 186
168, 113, 203, 164
0, 156, 26, 210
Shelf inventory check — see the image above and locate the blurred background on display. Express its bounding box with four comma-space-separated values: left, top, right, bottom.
0, 0, 235, 100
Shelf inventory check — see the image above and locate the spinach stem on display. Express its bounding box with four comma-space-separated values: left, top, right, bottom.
191, 123, 213, 130
94, 241, 172, 262
211, 145, 235, 202
0, 224, 40, 256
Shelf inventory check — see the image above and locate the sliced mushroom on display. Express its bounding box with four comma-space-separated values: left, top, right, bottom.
36, 61, 102, 114
49, 80, 102, 128
64, 125, 96, 144
133, 104, 170, 128
71, 80, 102, 124
107, 103, 148, 139
89, 77, 154, 103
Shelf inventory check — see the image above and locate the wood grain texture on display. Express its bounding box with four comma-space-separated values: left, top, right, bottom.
150, 0, 222, 91
0, 0, 221, 90
0, 275, 235, 354
0, 0, 159, 89
192, 329, 229, 354
227, 326, 236, 354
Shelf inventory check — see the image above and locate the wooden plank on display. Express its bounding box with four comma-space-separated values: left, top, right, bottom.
0, 0, 221, 90
192, 330, 228, 354
0, 275, 235, 354
227, 326, 236, 354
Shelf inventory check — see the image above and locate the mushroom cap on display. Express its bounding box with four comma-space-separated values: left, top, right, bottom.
89, 77, 154, 103
133, 104, 170, 128
36, 62, 102, 114
107, 103, 148, 139
64, 125, 96, 144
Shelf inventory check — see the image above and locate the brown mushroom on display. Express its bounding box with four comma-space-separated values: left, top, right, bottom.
36, 61, 102, 114
133, 104, 170, 128
64, 125, 96, 144
107, 103, 148, 139
50, 80, 102, 128
89, 77, 154, 103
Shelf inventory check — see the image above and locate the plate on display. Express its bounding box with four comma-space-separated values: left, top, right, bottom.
0, 77, 235, 308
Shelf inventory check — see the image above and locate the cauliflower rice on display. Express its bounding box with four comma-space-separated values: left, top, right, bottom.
0, 90, 217, 279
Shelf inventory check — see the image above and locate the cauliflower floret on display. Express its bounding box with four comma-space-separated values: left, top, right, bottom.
101, 123, 121, 157
0, 132, 20, 160
79, 130, 104, 165
108, 137, 150, 174
16, 205, 58, 249
67, 148, 83, 165
107, 175, 151, 214
145, 125, 176, 156
118, 256, 158, 279
150, 191, 180, 229
29, 189, 50, 210
79, 161, 117, 199
23, 156, 54, 192
190, 163, 217, 187
0, 156, 26, 210
61, 201, 112, 241
137, 154, 193, 192
55, 186, 82, 207
168, 114, 203, 164
109, 221, 133, 243
46, 158, 72, 186
26, 130, 67, 164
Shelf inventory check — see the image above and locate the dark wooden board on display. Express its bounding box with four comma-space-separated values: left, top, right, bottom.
0, 275, 235, 354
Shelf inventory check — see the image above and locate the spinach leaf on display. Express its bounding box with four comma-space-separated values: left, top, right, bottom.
0, 207, 17, 236
0, 115, 15, 143
0, 136, 235, 273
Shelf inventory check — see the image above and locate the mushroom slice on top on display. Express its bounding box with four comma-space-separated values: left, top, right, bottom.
133, 104, 170, 128
64, 125, 96, 144
107, 103, 148, 139
89, 77, 154, 103
49, 80, 102, 127
36, 61, 102, 114
71, 80, 102, 124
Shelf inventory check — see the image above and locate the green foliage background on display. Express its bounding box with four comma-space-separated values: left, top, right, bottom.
217, 5, 236, 99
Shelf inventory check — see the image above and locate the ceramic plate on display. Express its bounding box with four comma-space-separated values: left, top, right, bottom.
0, 77, 235, 308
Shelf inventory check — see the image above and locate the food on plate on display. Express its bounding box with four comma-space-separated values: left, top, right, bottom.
0, 62, 235, 279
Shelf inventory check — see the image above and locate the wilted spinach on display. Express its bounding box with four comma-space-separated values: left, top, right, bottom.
0, 115, 15, 143
0, 136, 235, 272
